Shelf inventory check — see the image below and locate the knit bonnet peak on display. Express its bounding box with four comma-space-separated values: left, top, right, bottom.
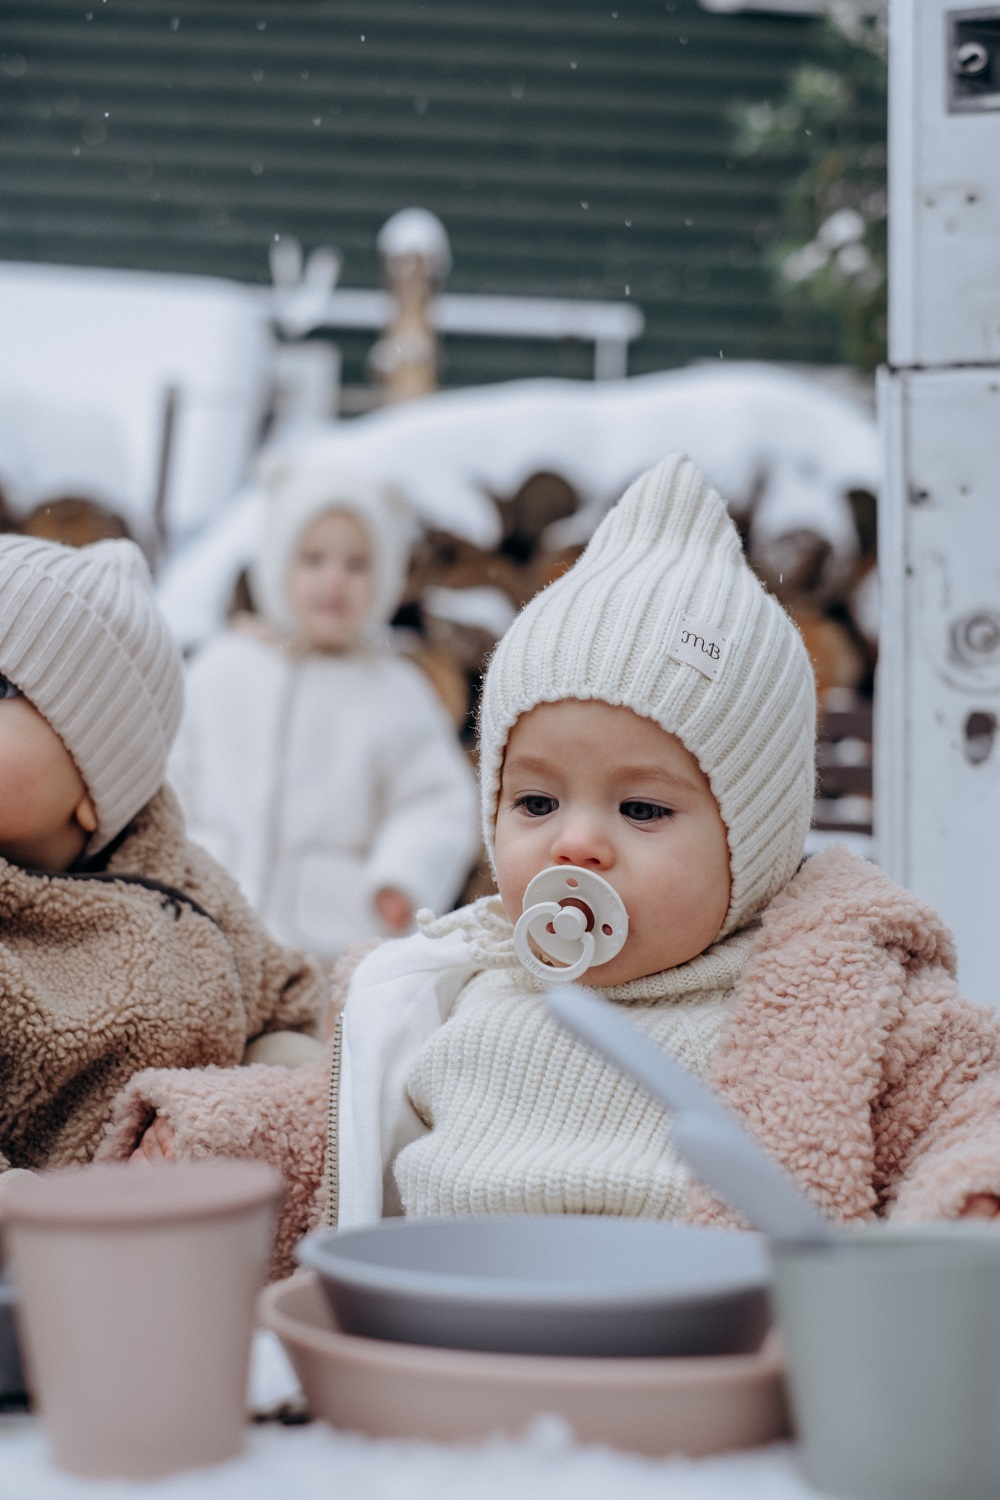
0, 534, 183, 853
479, 452, 817, 939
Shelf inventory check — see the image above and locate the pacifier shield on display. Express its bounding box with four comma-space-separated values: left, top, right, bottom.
513, 866, 629, 983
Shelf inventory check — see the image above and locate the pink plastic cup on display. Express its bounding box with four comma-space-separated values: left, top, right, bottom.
1, 1159, 282, 1480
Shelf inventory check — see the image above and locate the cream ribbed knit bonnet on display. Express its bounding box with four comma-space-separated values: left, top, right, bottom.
0, 535, 183, 853
250, 464, 412, 637
479, 453, 817, 939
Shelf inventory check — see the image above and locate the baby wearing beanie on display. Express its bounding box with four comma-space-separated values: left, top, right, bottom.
0, 535, 327, 1179
108, 454, 1000, 1272
169, 465, 479, 961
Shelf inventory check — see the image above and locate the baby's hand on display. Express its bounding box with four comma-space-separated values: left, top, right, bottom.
131, 1116, 176, 1165
959, 1193, 1000, 1218
375, 887, 413, 933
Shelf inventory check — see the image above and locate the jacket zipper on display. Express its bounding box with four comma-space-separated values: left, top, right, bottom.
322, 1011, 344, 1228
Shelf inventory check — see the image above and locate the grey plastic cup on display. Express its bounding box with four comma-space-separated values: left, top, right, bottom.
771, 1224, 1000, 1500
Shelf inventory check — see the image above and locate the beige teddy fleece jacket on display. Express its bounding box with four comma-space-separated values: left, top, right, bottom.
0, 785, 324, 1172
101, 847, 1000, 1279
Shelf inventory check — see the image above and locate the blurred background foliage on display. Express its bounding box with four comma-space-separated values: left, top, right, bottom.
731, 12, 887, 370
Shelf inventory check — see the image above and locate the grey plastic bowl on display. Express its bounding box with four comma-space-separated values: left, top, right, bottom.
0, 1273, 26, 1402
297, 1216, 771, 1358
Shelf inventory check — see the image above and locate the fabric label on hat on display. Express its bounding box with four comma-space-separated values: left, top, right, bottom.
668, 615, 730, 682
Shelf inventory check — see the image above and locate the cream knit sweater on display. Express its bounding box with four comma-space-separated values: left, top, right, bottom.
394, 899, 757, 1219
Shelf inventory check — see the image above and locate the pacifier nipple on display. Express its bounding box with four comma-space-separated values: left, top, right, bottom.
513, 866, 629, 984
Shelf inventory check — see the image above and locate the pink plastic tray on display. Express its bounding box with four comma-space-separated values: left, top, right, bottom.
259, 1271, 790, 1457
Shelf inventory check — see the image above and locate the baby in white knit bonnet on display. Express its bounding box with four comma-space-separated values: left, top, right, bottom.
127, 452, 1000, 1241
382, 449, 815, 1219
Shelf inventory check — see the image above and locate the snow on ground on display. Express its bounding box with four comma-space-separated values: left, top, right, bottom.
0, 1417, 823, 1500
155, 489, 264, 655
0, 264, 272, 550
0, 389, 133, 521
158, 363, 878, 653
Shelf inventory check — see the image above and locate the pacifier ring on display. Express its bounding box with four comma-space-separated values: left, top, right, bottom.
513, 866, 629, 984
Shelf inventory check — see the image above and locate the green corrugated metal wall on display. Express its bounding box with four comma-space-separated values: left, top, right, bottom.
0, 0, 883, 386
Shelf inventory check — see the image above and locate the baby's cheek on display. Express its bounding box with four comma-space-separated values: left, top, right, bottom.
495, 869, 526, 926
629, 869, 719, 969
2, 751, 59, 808
493, 846, 527, 927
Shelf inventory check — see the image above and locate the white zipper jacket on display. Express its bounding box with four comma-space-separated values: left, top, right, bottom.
169, 630, 479, 959
336, 924, 480, 1228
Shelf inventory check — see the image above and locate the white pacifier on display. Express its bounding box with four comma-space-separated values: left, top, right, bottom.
513, 866, 629, 983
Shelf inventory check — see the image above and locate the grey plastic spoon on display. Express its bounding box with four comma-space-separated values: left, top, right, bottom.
545, 984, 836, 1245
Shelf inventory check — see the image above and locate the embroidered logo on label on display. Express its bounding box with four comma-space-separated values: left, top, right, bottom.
668, 614, 730, 682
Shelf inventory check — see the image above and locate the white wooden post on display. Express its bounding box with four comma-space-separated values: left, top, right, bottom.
878, 0, 1000, 1006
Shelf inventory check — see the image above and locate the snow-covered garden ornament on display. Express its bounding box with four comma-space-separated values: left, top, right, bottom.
369, 208, 451, 405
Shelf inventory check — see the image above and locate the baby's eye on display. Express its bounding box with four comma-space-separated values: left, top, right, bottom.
0, 674, 22, 702
514, 794, 558, 817
620, 799, 671, 823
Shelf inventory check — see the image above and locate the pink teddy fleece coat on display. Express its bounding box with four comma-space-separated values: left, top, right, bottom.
100, 847, 1000, 1278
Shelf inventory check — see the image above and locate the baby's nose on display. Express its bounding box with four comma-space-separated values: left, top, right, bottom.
550, 816, 614, 870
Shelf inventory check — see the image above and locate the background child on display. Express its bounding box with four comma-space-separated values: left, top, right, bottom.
169, 465, 479, 961
0, 535, 326, 1180
110, 454, 1000, 1272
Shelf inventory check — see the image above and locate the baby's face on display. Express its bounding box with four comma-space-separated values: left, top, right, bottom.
286, 509, 375, 650
0, 677, 97, 872
494, 700, 731, 986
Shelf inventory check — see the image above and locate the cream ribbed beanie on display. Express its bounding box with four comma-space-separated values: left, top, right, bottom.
479, 453, 816, 939
0, 535, 183, 853
250, 464, 412, 636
